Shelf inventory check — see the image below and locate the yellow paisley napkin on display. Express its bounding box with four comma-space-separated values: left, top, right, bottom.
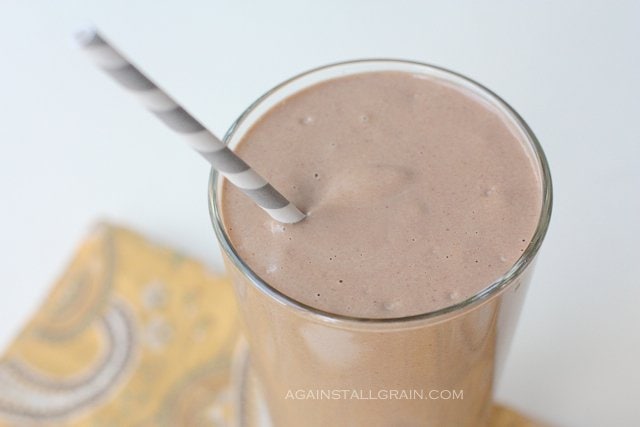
0, 223, 545, 427
0, 224, 238, 426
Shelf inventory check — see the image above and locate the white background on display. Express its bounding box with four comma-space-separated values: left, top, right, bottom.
1, 1, 639, 426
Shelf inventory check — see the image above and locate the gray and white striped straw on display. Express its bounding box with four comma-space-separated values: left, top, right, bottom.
75, 28, 306, 224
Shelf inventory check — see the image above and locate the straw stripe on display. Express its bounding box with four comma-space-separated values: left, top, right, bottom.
264, 204, 308, 224
134, 88, 178, 111
152, 107, 206, 133
105, 65, 157, 91
80, 32, 107, 48
181, 131, 227, 153
200, 147, 249, 174
84, 45, 128, 69
244, 185, 290, 209
224, 169, 268, 190
76, 28, 305, 224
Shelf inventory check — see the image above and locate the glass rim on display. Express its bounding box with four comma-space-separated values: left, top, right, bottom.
208, 58, 553, 326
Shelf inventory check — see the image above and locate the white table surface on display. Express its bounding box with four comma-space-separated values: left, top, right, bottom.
1, 1, 639, 426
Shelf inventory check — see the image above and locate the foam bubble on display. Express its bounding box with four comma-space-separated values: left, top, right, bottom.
270, 222, 286, 234
383, 300, 402, 311
300, 116, 314, 125
484, 186, 496, 197
266, 263, 278, 274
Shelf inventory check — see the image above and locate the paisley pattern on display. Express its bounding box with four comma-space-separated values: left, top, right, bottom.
0, 224, 238, 426
0, 301, 135, 422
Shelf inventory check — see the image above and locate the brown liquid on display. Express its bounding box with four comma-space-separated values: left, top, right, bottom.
217, 69, 545, 426
221, 71, 541, 318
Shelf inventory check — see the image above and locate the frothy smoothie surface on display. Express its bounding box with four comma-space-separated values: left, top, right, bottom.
220, 71, 542, 318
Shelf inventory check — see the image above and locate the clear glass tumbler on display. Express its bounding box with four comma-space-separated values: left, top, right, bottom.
209, 60, 552, 427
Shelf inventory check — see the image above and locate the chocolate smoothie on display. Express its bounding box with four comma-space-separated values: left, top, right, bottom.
221, 71, 541, 318
212, 62, 549, 427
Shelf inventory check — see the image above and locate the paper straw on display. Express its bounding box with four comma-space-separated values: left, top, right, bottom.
75, 28, 305, 224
